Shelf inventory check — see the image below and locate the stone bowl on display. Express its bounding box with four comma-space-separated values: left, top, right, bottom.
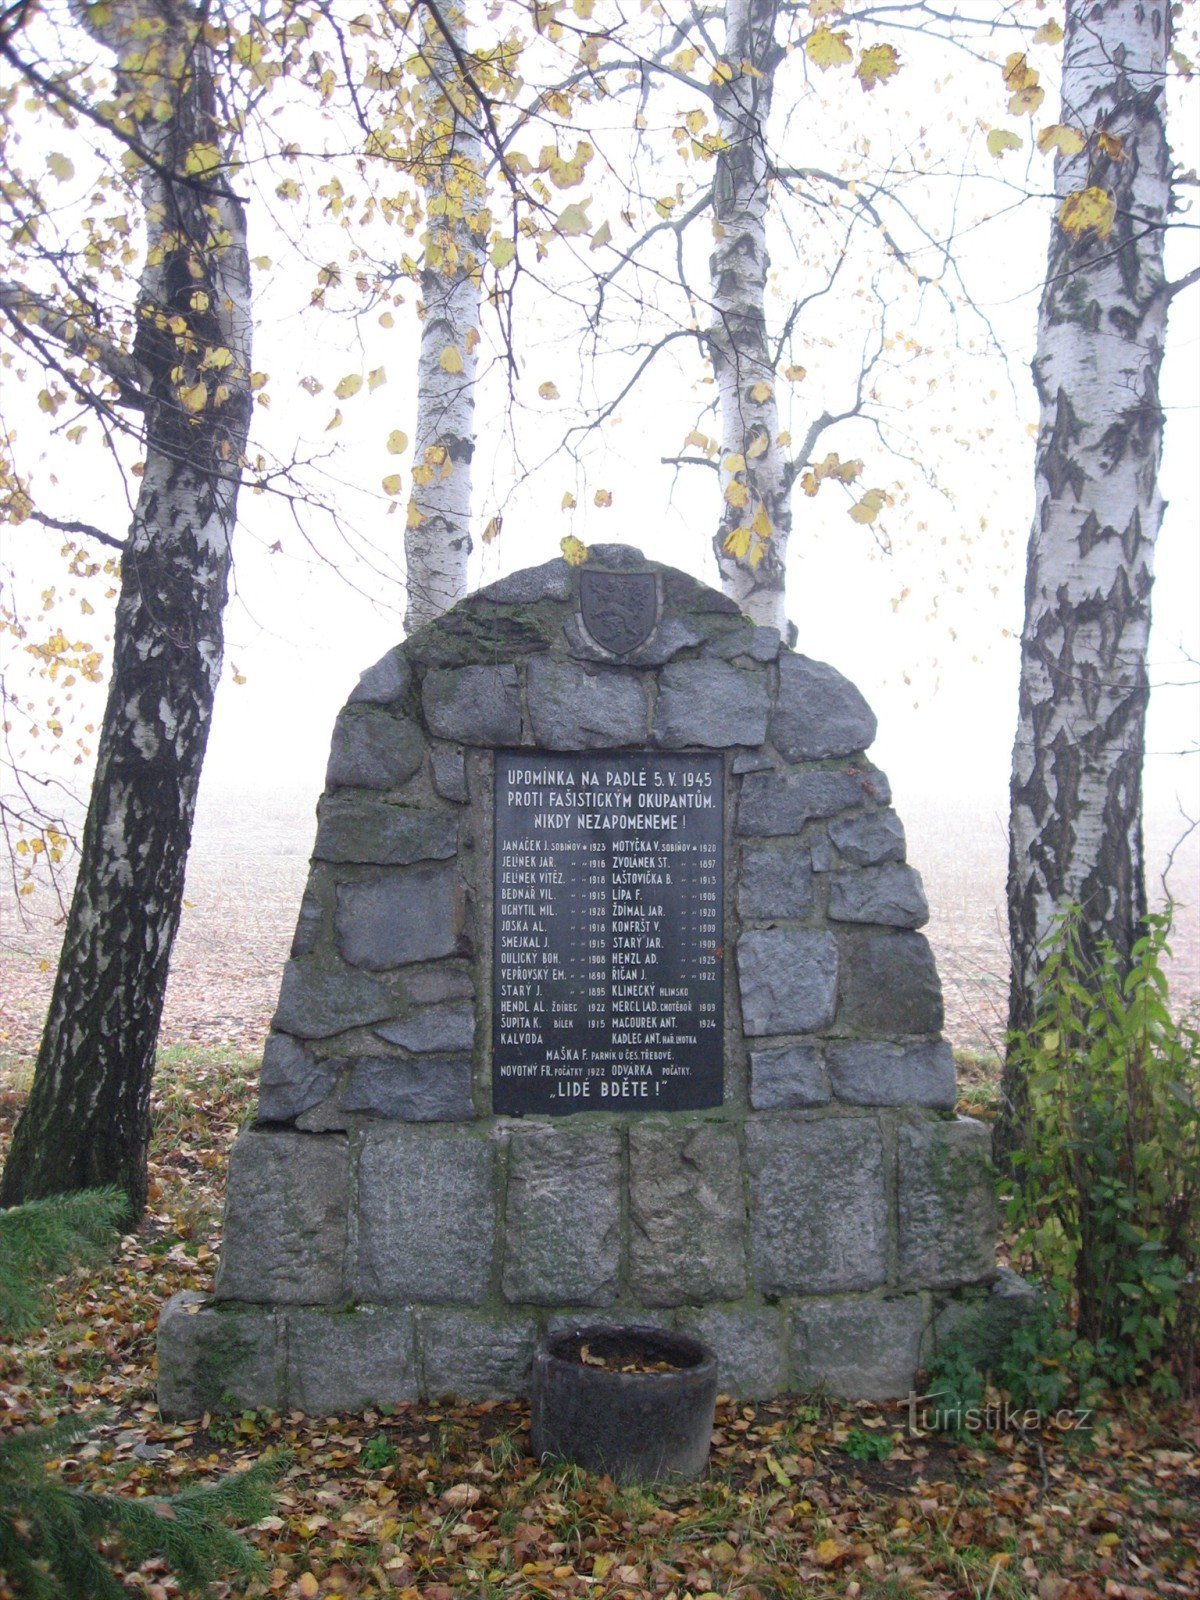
530, 1325, 718, 1483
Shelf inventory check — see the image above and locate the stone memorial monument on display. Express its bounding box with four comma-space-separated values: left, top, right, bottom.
158, 546, 1008, 1414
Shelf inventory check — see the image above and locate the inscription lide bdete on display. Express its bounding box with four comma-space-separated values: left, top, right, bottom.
493, 752, 724, 1114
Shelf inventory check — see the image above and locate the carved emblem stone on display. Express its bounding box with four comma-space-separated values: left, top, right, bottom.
579, 569, 658, 656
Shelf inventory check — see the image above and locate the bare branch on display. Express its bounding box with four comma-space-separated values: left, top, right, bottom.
0, 281, 145, 405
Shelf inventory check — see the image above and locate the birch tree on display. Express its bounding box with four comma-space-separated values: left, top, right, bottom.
999, 0, 1196, 1153
403, 2, 486, 633
1, 0, 253, 1214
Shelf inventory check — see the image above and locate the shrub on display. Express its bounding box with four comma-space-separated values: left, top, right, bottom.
1007, 909, 1199, 1393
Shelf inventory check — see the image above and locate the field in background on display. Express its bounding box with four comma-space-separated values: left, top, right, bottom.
2, 785, 1196, 1062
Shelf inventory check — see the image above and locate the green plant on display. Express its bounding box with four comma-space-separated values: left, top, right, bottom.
362, 1432, 398, 1471
843, 1428, 893, 1463
0, 1189, 286, 1597
1007, 909, 1200, 1392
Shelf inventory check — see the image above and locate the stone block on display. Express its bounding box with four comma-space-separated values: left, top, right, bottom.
898, 1118, 997, 1289
284, 1306, 418, 1411
827, 810, 906, 866
215, 1129, 349, 1304
342, 1055, 474, 1121
376, 1000, 475, 1053
737, 929, 838, 1035
419, 1309, 538, 1399
737, 768, 890, 836
502, 1127, 621, 1305
422, 664, 521, 745
480, 560, 574, 603
629, 1124, 746, 1305
749, 1044, 830, 1110
527, 657, 650, 748
771, 655, 877, 761
678, 1305, 787, 1398
653, 659, 770, 748
791, 1294, 928, 1399
928, 1268, 1040, 1370
403, 964, 475, 1006
290, 880, 324, 957
355, 1129, 494, 1303
314, 796, 458, 866
326, 709, 425, 790
258, 1031, 337, 1123
348, 647, 412, 706
828, 865, 929, 928
737, 842, 814, 918
838, 933, 944, 1035
335, 863, 460, 969
827, 1040, 955, 1109
272, 957, 393, 1040
157, 1293, 282, 1418
746, 1116, 887, 1295
430, 741, 468, 801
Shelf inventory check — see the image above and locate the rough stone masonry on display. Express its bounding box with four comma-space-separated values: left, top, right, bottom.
158, 547, 1021, 1414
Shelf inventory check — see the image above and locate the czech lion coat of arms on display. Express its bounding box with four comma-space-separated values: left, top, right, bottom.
578, 569, 658, 656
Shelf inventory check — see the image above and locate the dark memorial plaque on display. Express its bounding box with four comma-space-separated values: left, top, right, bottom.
493, 752, 723, 1114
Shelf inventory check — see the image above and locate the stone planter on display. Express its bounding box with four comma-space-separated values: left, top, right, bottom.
530, 1326, 718, 1482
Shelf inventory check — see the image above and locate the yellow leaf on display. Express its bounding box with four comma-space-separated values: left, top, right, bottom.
1057, 185, 1116, 239
722, 453, 747, 474
326, 408, 342, 430
483, 514, 501, 544
539, 381, 560, 400
382, 474, 403, 495
856, 43, 900, 92
850, 487, 890, 524
561, 492, 576, 510
554, 202, 592, 237
48, 152, 74, 181
752, 505, 772, 540
808, 0, 843, 16
987, 129, 1023, 158
406, 502, 423, 528
335, 373, 363, 399
378, 311, 394, 328
178, 381, 207, 414
747, 435, 769, 459
784, 364, 807, 382
386, 429, 408, 454
592, 1555, 614, 1580
1037, 124, 1086, 158
560, 535, 589, 565
724, 481, 749, 509
1033, 19, 1063, 44
748, 380, 773, 403
814, 1538, 847, 1567
590, 220, 612, 251
593, 488, 612, 508
806, 26, 853, 71
184, 142, 222, 177
251, 255, 272, 270
368, 366, 386, 391
297, 1576, 319, 1600
1097, 131, 1126, 161
491, 237, 516, 269
439, 346, 464, 374
723, 523, 751, 560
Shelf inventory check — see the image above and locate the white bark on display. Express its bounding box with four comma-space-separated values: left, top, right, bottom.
404, 4, 484, 634
1006, 0, 1172, 1058
2, 0, 252, 1212
709, 0, 789, 634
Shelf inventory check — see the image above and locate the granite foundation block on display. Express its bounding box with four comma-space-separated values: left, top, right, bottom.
158, 1293, 282, 1418
326, 709, 424, 790
285, 1306, 419, 1412
749, 1044, 830, 1110
527, 657, 650, 748
422, 664, 522, 745
770, 654, 877, 761
629, 1124, 747, 1305
747, 1116, 888, 1295
419, 1309, 538, 1399
355, 1130, 495, 1304
214, 1129, 349, 1304
335, 863, 461, 969
837, 933, 944, 1035
791, 1294, 929, 1399
898, 1118, 997, 1289
827, 1040, 956, 1110
502, 1127, 621, 1305
737, 929, 838, 1035
828, 864, 929, 928
737, 768, 890, 836
653, 659, 769, 748
677, 1304, 788, 1398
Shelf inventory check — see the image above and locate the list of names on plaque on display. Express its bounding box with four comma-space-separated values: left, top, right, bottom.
493, 752, 724, 1114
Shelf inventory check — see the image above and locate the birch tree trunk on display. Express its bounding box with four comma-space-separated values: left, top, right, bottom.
709, 0, 790, 634
1, 2, 252, 1215
999, 0, 1173, 1156
404, 3, 484, 634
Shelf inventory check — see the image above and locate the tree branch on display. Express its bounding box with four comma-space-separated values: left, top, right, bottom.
0, 282, 145, 406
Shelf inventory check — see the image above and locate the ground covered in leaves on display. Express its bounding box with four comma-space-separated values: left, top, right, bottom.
0, 1049, 1197, 1600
